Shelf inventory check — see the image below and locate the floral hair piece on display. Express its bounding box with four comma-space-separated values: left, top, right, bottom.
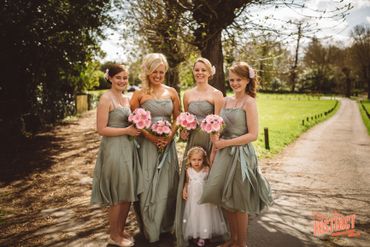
211, 65, 216, 76
104, 68, 109, 80
248, 66, 255, 79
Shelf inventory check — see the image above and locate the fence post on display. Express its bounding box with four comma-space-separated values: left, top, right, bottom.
76, 94, 88, 114
264, 127, 270, 150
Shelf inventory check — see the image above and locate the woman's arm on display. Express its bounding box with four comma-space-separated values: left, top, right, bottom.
183, 90, 189, 112
213, 98, 258, 150
179, 90, 190, 141
209, 145, 217, 166
97, 94, 140, 137
182, 168, 189, 200
160, 87, 181, 148
129, 90, 141, 111
213, 89, 225, 115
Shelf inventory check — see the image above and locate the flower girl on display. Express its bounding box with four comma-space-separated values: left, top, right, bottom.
182, 146, 228, 246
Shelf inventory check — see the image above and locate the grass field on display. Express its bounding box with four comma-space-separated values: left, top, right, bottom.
88, 90, 339, 158
255, 94, 338, 158
359, 100, 370, 135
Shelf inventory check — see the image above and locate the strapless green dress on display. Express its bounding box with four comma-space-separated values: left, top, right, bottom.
200, 108, 273, 213
91, 107, 143, 206
134, 99, 179, 243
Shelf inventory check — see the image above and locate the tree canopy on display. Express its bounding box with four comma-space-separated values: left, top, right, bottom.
0, 0, 116, 147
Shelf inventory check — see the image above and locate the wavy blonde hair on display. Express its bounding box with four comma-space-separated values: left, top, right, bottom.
185, 146, 209, 169
139, 53, 169, 94
193, 57, 215, 80
229, 62, 259, 98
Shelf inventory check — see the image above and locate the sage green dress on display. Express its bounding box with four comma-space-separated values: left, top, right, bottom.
134, 99, 179, 243
200, 108, 273, 213
91, 106, 142, 206
175, 100, 217, 246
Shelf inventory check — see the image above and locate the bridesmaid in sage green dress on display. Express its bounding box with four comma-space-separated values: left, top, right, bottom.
91, 64, 141, 247
200, 62, 273, 247
175, 58, 224, 246
130, 53, 181, 243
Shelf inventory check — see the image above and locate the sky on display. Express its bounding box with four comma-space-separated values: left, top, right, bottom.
100, 0, 370, 62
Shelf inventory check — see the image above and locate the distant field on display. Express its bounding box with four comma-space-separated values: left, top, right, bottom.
359, 100, 370, 135
255, 93, 338, 158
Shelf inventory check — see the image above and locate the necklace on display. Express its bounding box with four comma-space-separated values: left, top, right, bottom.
232, 95, 245, 108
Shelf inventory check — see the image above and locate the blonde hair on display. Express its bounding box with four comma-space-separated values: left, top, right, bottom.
193, 57, 215, 80
229, 62, 259, 98
185, 146, 209, 169
139, 53, 169, 94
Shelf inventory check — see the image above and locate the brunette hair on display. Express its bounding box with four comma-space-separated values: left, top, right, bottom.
229, 62, 259, 98
105, 64, 128, 84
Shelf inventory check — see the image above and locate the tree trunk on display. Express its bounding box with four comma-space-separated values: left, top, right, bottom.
166, 66, 180, 93
290, 23, 302, 92
342, 67, 351, 98
200, 31, 226, 95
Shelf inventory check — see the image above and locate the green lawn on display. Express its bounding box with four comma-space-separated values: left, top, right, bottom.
359, 100, 370, 135
89, 89, 339, 158
255, 93, 338, 158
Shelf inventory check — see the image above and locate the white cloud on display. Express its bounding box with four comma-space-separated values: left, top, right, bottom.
367, 16, 370, 24
351, 0, 370, 9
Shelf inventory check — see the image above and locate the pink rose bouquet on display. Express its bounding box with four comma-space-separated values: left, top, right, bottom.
151, 120, 172, 137
128, 108, 152, 129
176, 112, 198, 142
200, 114, 225, 134
151, 120, 172, 152
176, 112, 197, 130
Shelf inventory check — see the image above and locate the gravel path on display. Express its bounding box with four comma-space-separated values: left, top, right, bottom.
249, 98, 370, 247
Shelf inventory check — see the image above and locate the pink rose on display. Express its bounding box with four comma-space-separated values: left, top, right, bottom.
200, 114, 224, 134
129, 108, 152, 129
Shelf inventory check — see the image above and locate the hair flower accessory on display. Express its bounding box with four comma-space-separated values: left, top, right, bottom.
248, 66, 255, 79
104, 68, 109, 80
211, 65, 216, 76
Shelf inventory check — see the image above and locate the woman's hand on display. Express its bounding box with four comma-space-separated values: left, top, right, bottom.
156, 130, 175, 150
179, 129, 189, 141
126, 125, 140, 137
210, 132, 220, 143
156, 136, 169, 150
141, 130, 158, 145
213, 139, 228, 150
